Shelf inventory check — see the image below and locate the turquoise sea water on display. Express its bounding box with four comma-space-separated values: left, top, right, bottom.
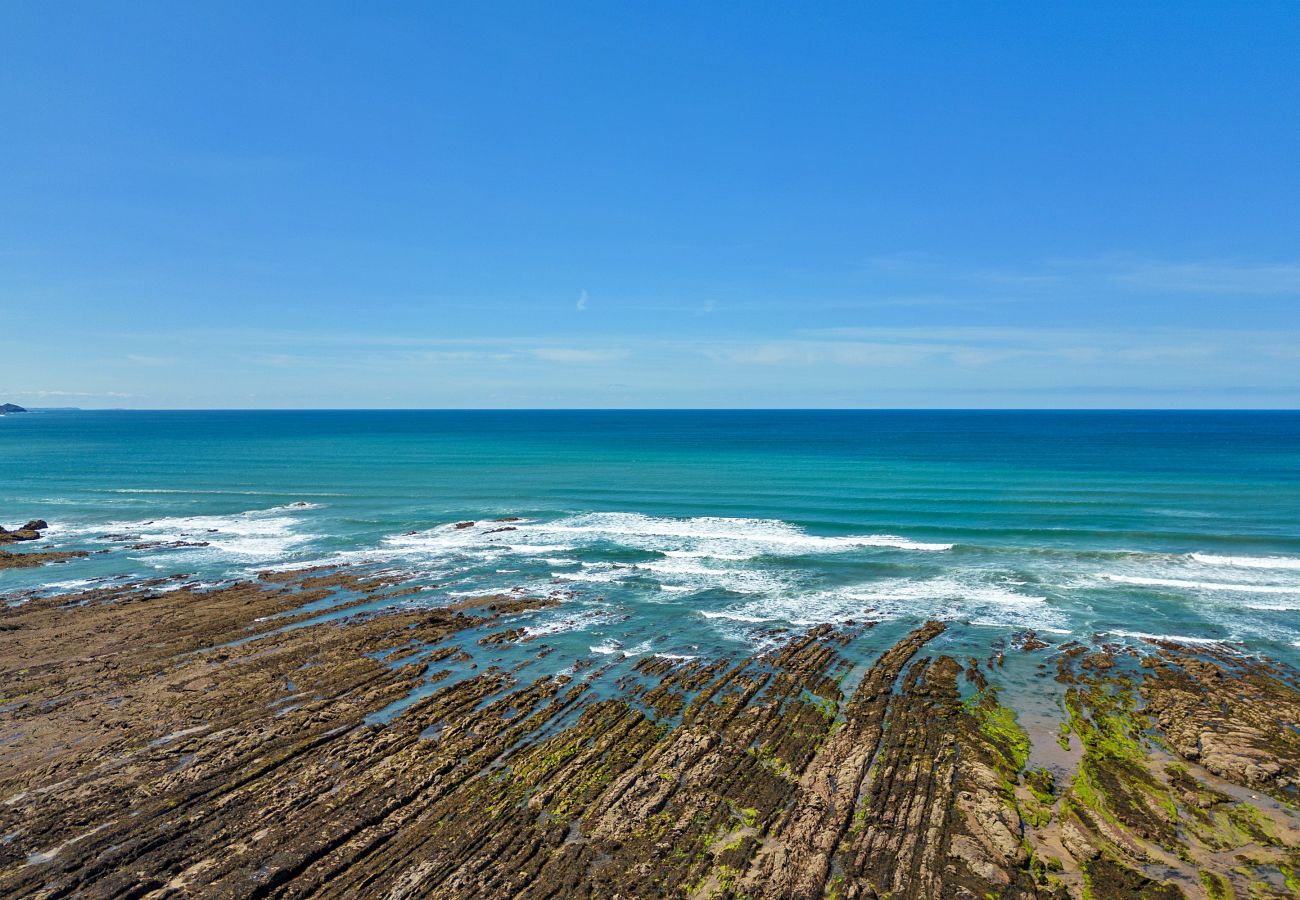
4, 410, 1300, 680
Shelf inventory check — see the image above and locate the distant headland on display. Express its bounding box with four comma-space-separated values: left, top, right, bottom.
0, 403, 27, 414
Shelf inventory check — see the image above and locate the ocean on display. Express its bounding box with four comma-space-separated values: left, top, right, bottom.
4, 409, 1300, 684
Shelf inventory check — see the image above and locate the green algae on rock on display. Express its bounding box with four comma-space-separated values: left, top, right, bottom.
1, 569, 1298, 898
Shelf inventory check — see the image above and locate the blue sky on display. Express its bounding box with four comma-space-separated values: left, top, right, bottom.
3, 2, 1298, 408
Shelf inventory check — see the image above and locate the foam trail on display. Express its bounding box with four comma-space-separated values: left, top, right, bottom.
1108, 630, 1228, 646
77, 504, 320, 561
538, 511, 955, 553
698, 574, 1063, 641
522, 609, 611, 638
1104, 574, 1297, 594
1190, 553, 1300, 571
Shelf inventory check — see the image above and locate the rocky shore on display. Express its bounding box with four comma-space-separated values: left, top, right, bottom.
1, 564, 1298, 898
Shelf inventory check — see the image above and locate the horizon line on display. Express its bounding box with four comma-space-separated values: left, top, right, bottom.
9, 407, 1300, 414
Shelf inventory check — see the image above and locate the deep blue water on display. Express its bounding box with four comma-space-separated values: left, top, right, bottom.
4, 409, 1300, 676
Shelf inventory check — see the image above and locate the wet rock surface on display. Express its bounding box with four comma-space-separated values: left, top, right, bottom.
0, 520, 86, 569
0, 549, 88, 570
0, 570, 1297, 898
0, 520, 51, 544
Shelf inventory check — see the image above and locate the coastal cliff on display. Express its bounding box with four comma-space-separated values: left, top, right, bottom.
1, 564, 1297, 898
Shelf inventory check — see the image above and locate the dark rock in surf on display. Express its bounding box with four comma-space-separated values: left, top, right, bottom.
0, 520, 48, 544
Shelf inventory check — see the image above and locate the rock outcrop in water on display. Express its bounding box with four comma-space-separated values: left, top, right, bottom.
1, 567, 1297, 898
0, 520, 49, 543
0, 402, 26, 413
0, 519, 88, 569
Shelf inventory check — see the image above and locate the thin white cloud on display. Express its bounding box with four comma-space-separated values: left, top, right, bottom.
406, 350, 516, 364
576, 289, 588, 311
716, 327, 1288, 370
714, 341, 936, 367
865, 254, 1300, 295
1112, 262, 1300, 294
531, 347, 626, 363
10, 389, 134, 398
27, 322, 1298, 408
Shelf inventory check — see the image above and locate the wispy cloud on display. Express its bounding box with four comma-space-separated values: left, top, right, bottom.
28, 323, 1298, 408
407, 350, 516, 364
576, 290, 588, 311
862, 254, 1300, 296
531, 347, 626, 363
1112, 261, 1300, 294
126, 354, 177, 366
711, 341, 935, 367
8, 389, 134, 399
718, 326, 1286, 369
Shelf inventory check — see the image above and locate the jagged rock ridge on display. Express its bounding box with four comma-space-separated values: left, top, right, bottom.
0, 568, 1297, 898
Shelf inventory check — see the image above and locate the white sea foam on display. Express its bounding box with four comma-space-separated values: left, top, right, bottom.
633, 557, 795, 595
1107, 630, 1228, 646
699, 574, 1062, 642
522, 512, 952, 555
662, 549, 750, 561
699, 610, 778, 624
79, 504, 320, 562
153, 579, 226, 594
1104, 574, 1297, 594
376, 514, 944, 603
106, 489, 342, 497
589, 639, 654, 656
969, 620, 1045, 631
551, 570, 625, 584
551, 563, 631, 584
522, 609, 612, 638
445, 586, 525, 598
380, 513, 950, 569
1189, 553, 1300, 571
40, 578, 101, 592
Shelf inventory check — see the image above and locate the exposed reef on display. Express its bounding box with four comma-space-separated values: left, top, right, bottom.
0, 568, 1297, 898
0, 519, 88, 569
0, 549, 88, 570
0, 520, 50, 544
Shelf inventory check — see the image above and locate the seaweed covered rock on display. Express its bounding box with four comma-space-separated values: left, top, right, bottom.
0, 519, 47, 543
1142, 645, 1300, 801
1, 572, 1298, 898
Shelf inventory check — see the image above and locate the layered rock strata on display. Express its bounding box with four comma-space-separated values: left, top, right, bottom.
0, 570, 1297, 898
